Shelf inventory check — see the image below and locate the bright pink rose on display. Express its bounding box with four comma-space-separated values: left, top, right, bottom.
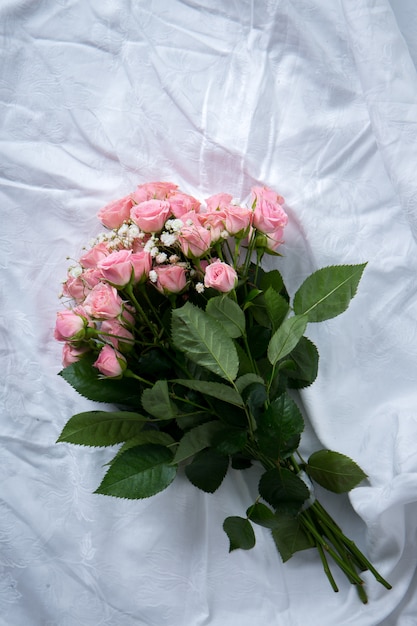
132, 181, 178, 204
62, 342, 90, 367
204, 260, 237, 293
98, 249, 134, 287
177, 212, 212, 258
225, 204, 252, 236
83, 283, 124, 319
100, 319, 135, 350
80, 243, 110, 269
130, 200, 171, 233
251, 186, 288, 234
93, 345, 126, 378
131, 250, 152, 283
155, 265, 187, 294
205, 193, 233, 211
168, 192, 201, 218
54, 310, 86, 341
97, 195, 133, 229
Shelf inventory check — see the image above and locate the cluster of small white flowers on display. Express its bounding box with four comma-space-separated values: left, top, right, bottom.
165, 218, 183, 232
68, 265, 83, 279
169, 254, 180, 264
160, 232, 177, 246
149, 270, 158, 283
195, 282, 204, 293
156, 252, 168, 264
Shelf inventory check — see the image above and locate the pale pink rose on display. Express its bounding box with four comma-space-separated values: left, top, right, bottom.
131, 250, 152, 283
98, 249, 134, 287
130, 199, 171, 233
155, 265, 187, 294
80, 243, 110, 269
93, 344, 126, 378
83, 283, 124, 319
168, 192, 201, 217
54, 310, 86, 341
205, 193, 233, 211
100, 319, 135, 350
178, 212, 212, 258
225, 204, 252, 236
204, 260, 237, 293
200, 210, 227, 243
251, 186, 288, 234
265, 227, 285, 250
97, 195, 133, 229
132, 181, 178, 204
82, 268, 102, 290
62, 342, 90, 367
62, 275, 87, 302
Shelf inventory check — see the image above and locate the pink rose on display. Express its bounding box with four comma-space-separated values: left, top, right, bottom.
62, 342, 90, 367
265, 227, 285, 250
97, 195, 133, 229
54, 310, 86, 341
132, 181, 178, 204
83, 283, 124, 319
130, 199, 171, 233
155, 265, 187, 294
251, 186, 288, 234
224, 204, 252, 236
205, 193, 233, 211
204, 260, 237, 293
80, 243, 110, 269
168, 192, 201, 218
100, 319, 135, 350
98, 249, 134, 287
93, 345, 126, 378
200, 210, 227, 243
62, 275, 87, 302
82, 268, 102, 290
177, 212, 212, 258
131, 250, 152, 283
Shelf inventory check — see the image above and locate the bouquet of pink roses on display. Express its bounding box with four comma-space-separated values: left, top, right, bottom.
55, 181, 391, 603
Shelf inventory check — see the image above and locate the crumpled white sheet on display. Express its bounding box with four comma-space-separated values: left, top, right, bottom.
1, 1, 417, 624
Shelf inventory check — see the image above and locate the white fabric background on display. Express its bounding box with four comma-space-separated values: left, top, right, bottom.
1, 1, 417, 624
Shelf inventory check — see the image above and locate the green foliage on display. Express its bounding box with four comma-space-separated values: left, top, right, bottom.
172, 421, 223, 464
59, 356, 142, 405
184, 448, 229, 493
271, 514, 314, 562
141, 380, 178, 419
206, 296, 245, 338
172, 302, 239, 381
57, 411, 148, 446
293, 263, 367, 322
223, 516, 256, 552
259, 467, 309, 514
95, 444, 177, 499
267, 314, 308, 366
306, 450, 367, 493
257, 394, 304, 459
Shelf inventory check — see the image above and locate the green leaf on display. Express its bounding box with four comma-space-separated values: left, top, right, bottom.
260, 269, 284, 294
247, 325, 271, 359
141, 380, 177, 419
223, 516, 256, 552
246, 502, 278, 529
173, 421, 223, 464
211, 427, 248, 455
185, 448, 229, 492
283, 336, 319, 389
172, 302, 239, 382
271, 513, 313, 562
242, 382, 267, 422
264, 288, 289, 331
95, 444, 177, 499
56, 411, 147, 446
267, 315, 308, 366
173, 379, 243, 407
59, 355, 142, 405
235, 373, 265, 394
259, 467, 309, 513
257, 394, 304, 459
206, 296, 245, 338
109, 431, 176, 464
306, 450, 367, 493
293, 263, 367, 322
